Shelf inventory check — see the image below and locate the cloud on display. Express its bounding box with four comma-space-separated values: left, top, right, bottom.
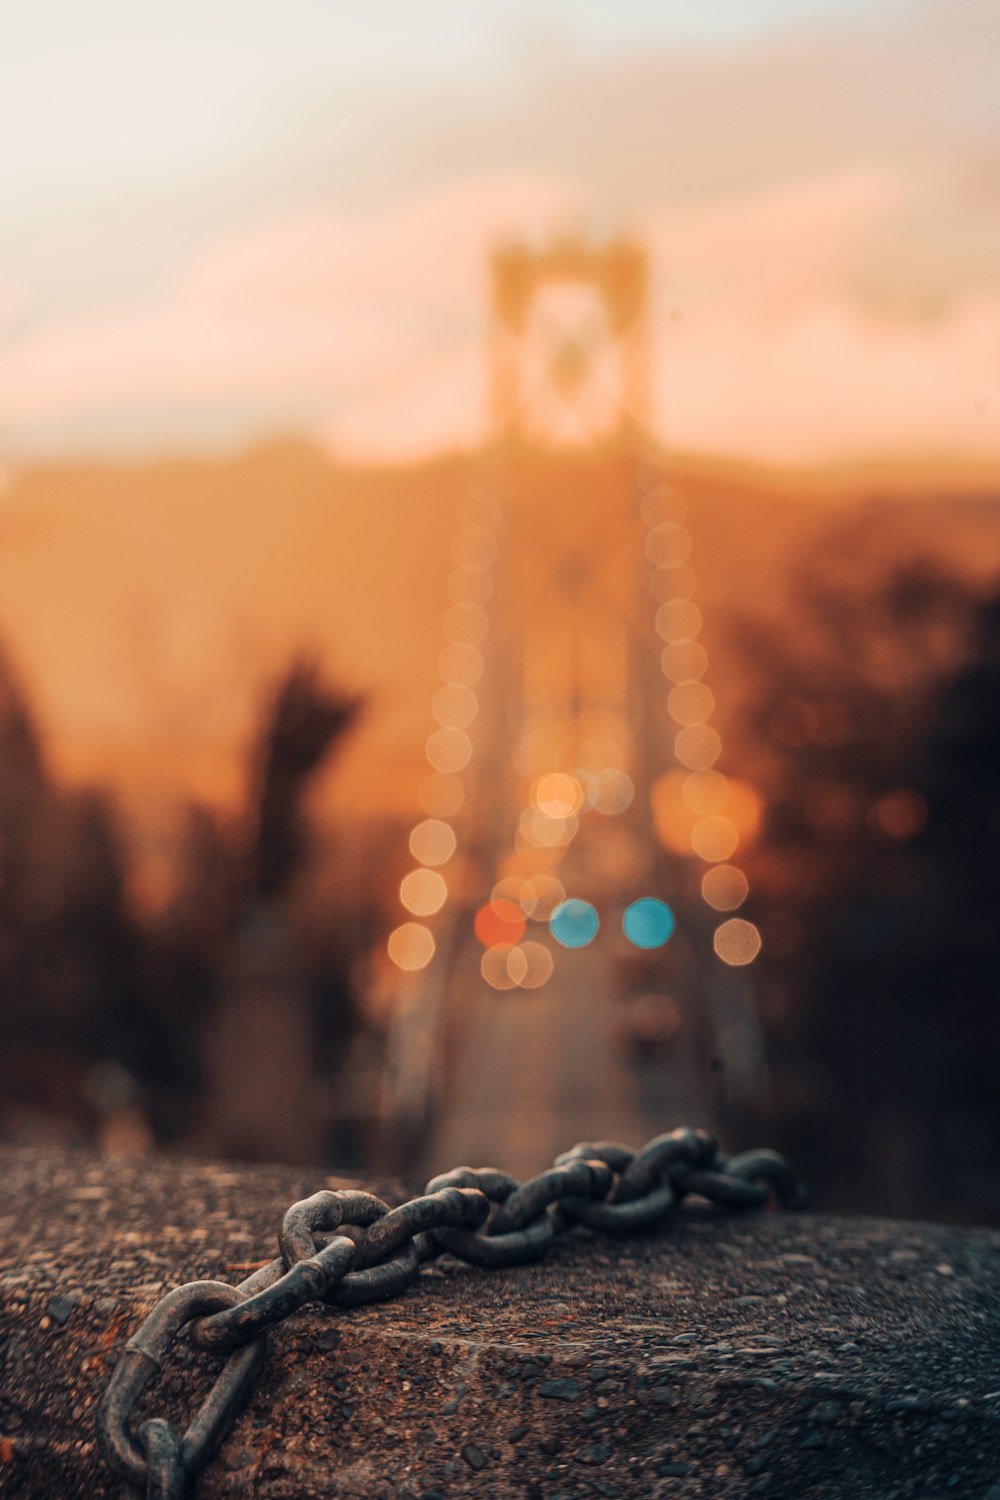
0, 165, 996, 465
1, 0, 998, 465
640, 171, 1000, 461
0, 280, 23, 329
646, 170, 903, 313
0, 173, 582, 455
660, 289, 1000, 463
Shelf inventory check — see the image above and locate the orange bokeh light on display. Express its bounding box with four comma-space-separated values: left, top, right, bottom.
651, 770, 701, 855
690, 814, 740, 863
654, 769, 763, 855
532, 771, 585, 817
474, 898, 527, 949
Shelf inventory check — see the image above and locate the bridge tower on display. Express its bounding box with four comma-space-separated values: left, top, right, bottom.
485, 240, 655, 849
489, 237, 651, 445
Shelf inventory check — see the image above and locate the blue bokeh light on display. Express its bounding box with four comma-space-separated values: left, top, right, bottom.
623, 897, 676, 950
549, 898, 600, 949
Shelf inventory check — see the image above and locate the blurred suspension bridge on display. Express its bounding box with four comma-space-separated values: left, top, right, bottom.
379, 238, 768, 1178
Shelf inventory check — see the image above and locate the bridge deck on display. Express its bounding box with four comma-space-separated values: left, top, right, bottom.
425, 924, 720, 1180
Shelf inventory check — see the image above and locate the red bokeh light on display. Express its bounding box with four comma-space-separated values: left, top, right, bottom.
474, 898, 527, 948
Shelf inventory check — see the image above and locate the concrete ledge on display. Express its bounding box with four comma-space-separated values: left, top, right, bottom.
2, 1146, 1000, 1498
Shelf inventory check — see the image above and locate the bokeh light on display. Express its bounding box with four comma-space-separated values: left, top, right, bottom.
409, 818, 457, 866
719, 778, 764, 842
437, 641, 484, 687
518, 807, 578, 849
651, 564, 697, 602
640, 486, 687, 526
399, 867, 448, 916
661, 640, 709, 683
532, 771, 585, 817
474, 899, 527, 948
645, 523, 692, 568
675, 724, 722, 770
448, 566, 493, 609
714, 918, 762, 966
431, 684, 478, 729
521, 874, 566, 920
425, 726, 472, 773
650, 769, 701, 855
690, 814, 740, 862
481, 944, 520, 991
549, 898, 600, 948
452, 528, 498, 569
457, 491, 502, 529
701, 864, 750, 911
481, 940, 555, 991
623, 897, 676, 949
443, 603, 489, 645
586, 767, 635, 814
508, 945, 531, 984
655, 599, 702, 643
387, 922, 436, 971
870, 788, 927, 842
683, 770, 730, 814
492, 875, 534, 912
418, 772, 465, 818
668, 681, 715, 726
518, 941, 555, 988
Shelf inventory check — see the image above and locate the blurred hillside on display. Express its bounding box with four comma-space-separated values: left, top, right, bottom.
0, 437, 997, 1194
2, 440, 996, 854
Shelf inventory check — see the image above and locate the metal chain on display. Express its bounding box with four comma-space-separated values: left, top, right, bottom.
96, 1128, 807, 1498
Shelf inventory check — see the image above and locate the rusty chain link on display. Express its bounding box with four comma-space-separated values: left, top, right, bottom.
97, 1128, 807, 1498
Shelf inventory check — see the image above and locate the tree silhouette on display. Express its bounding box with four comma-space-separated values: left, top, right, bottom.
0, 649, 146, 1138
727, 515, 1000, 1221
247, 656, 363, 904
0, 641, 368, 1159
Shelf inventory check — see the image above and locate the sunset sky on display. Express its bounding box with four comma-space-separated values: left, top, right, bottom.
1, 0, 997, 466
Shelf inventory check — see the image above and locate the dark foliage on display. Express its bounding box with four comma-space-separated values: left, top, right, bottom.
0, 648, 365, 1159
731, 514, 1000, 1221
247, 656, 363, 902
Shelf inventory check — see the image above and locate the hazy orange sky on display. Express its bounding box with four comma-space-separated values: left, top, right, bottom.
1, 0, 998, 467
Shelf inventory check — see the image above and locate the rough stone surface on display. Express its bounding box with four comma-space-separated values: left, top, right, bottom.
2, 1145, 1000, 1498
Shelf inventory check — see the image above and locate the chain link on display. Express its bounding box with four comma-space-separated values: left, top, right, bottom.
97, 1128, 807, 1497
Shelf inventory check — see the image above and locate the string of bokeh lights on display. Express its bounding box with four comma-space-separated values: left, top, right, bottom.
386, 485, 503, 975
446, 463, 686, 989
386, 462, 672, 991
471, 452, 766, 986
636, 456, 763, 969
476, 758, 655, 991
387, 449, 764, 989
